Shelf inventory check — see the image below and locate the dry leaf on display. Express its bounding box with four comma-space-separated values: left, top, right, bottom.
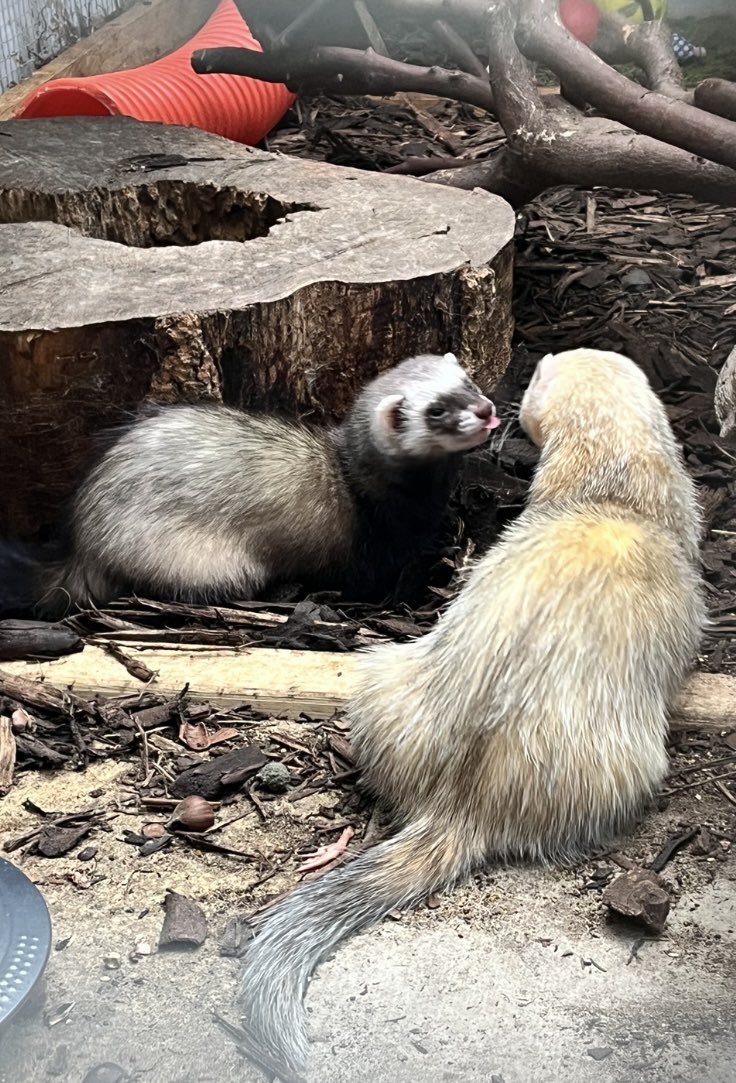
178, 722, 239, 751
297, 825, 354, 873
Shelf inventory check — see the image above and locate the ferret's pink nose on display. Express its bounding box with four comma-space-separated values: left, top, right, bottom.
473, 399, 495, 420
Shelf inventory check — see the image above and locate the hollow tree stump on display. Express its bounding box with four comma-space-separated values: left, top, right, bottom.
0, 117, 514, 539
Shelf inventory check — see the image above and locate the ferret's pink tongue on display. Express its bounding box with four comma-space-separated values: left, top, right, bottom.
486, 416, 502, 431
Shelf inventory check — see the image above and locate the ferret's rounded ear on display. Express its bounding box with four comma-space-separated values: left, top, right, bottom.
443, 352, 458, 364
538, 352, 557, 378
375, 394, 405, 435
520, 353, 559, 447
532, 353, 559, 403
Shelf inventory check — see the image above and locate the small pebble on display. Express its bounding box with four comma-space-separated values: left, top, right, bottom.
256, 762, 291, 794
587, 1047, 613, 1061
621, 268, 651, 290
46, 1044, 70, 1078
78, 847, 97, 862
142, 822, 166, 840
129, 939, 153, 962
82, 1064, 128, 1083
692, 828, 715, 856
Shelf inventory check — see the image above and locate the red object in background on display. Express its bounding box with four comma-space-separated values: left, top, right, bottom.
14, 0, 295, 146
559, 0, 601, 45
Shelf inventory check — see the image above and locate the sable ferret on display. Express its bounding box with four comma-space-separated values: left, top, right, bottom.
235, 348, 706, 1083
37, 353, 498, 616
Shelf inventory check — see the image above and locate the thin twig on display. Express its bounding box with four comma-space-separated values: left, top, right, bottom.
663, 766, 736, 796
246, 788, 268, 823
713, 779, 736, 808
133, 717, 150, 785
673, 753, 736, 777
173, 831, 258, 861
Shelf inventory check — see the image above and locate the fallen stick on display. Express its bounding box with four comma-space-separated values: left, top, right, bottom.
0, 646, 733, 730
0, 619, 83, 662
0, 714, 16, 795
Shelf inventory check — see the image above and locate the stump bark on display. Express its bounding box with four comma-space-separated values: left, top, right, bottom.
0, 117, 514, 539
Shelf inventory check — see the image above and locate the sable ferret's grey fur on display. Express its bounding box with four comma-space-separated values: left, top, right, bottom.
38, 353, 498, 616
235, 348, 706, 1083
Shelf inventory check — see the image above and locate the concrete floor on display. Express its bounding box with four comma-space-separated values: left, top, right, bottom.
1, 766, 735, 1083
1, 863, 734, 1083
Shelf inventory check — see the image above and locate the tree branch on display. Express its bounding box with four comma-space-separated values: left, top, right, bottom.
373, 0, 485, 33
515, 0, 736, 173
619, 19, 691, 101
425, 121, 736, 209
484, 1, 545, 140
581, 16, 693, 104
385, 155, 472, 175
271, 0, 337, 50
694, 78, 736, 124
430, 18, 488, 80
424, 148, 550, 205
545, 114, 736, 207
192, 45, 495, 113
441, 3, 736, 209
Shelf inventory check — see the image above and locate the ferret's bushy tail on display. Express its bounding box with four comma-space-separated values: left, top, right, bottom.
34, 558, 114, 620
238, 816, 477, 1083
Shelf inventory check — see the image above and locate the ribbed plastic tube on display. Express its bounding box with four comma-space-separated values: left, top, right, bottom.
14, 0, 295, 146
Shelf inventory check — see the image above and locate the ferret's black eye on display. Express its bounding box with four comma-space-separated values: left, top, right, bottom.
427, 404, 446, 419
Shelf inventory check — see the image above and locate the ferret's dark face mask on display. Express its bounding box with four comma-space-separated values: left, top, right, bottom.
424, 391, 501, 452
373, 361, 501, 458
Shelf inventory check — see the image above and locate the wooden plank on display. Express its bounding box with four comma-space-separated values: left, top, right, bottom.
1, 645, 358, 720
1, 646, 734, 729
0, 0, 218, 121
671, 672, 736, 731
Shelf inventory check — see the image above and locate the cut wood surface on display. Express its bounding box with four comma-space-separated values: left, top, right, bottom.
0, 116, 514, 537
1, 646, 733, 730
0, 0, 218, 121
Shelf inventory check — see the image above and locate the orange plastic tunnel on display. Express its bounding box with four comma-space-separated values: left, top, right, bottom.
14, 0, 295, 146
